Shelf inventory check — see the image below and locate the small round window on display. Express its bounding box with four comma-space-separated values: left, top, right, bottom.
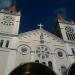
55, 48, 66, 59
18, 45, 31, 55
58, 51, 63, 57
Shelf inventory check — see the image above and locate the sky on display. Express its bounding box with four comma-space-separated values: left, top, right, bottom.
0, 0, 75, 33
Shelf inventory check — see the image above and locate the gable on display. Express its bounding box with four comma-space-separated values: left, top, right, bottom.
18, 29, 64, 45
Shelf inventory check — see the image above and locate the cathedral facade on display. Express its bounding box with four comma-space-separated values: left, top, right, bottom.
0, 6, 75, 75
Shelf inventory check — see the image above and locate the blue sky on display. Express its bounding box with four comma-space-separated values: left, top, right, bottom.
0, 0, 75, 33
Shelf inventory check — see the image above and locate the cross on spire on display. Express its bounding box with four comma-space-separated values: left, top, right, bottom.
38, 23, 44, 29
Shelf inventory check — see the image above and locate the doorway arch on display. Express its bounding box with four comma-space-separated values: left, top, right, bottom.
64, 63, 75, 75
9, 62, 56, 75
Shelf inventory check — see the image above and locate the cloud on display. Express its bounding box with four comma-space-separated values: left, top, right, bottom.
0, 0, 12, 9
54, 7, 67, 19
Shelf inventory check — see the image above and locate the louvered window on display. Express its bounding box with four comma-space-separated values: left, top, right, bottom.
65, 26, 75, 41
66, 32, 75, 40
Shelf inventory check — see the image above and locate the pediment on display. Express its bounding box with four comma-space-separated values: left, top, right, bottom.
18, 28, 64, 44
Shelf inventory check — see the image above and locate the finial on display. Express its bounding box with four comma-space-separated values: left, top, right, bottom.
38, 23, 44, 29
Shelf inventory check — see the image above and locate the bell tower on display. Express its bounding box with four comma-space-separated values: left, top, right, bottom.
52, 15, 75, 43
0, 4, 20, 35
0, 4, 21, 75
57, 16, 75, 64
57, 16, 75, 43
51, 16, 75, 69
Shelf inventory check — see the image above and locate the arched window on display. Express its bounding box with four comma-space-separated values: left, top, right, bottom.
0, 40, 4, 47
71, 48, 75, 55
61, 66, 67, 75
42, 62, 46, 65
6, 40, 9, 47
48, 61, 53, 69
35, 60, 39, 63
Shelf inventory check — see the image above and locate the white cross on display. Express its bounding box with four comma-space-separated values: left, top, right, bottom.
38, 23, 44, 29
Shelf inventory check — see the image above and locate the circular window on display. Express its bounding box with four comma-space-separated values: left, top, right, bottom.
65, 26, 74, 33
36, 45, 50, 59
21, 47, 28, 53
57, 51, 63, 57
55, 48, 66, 59
18, 45, 31, 55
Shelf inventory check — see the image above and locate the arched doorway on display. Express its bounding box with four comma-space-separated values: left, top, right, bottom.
9, 62, 56, 75
64, 63, 75, 75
